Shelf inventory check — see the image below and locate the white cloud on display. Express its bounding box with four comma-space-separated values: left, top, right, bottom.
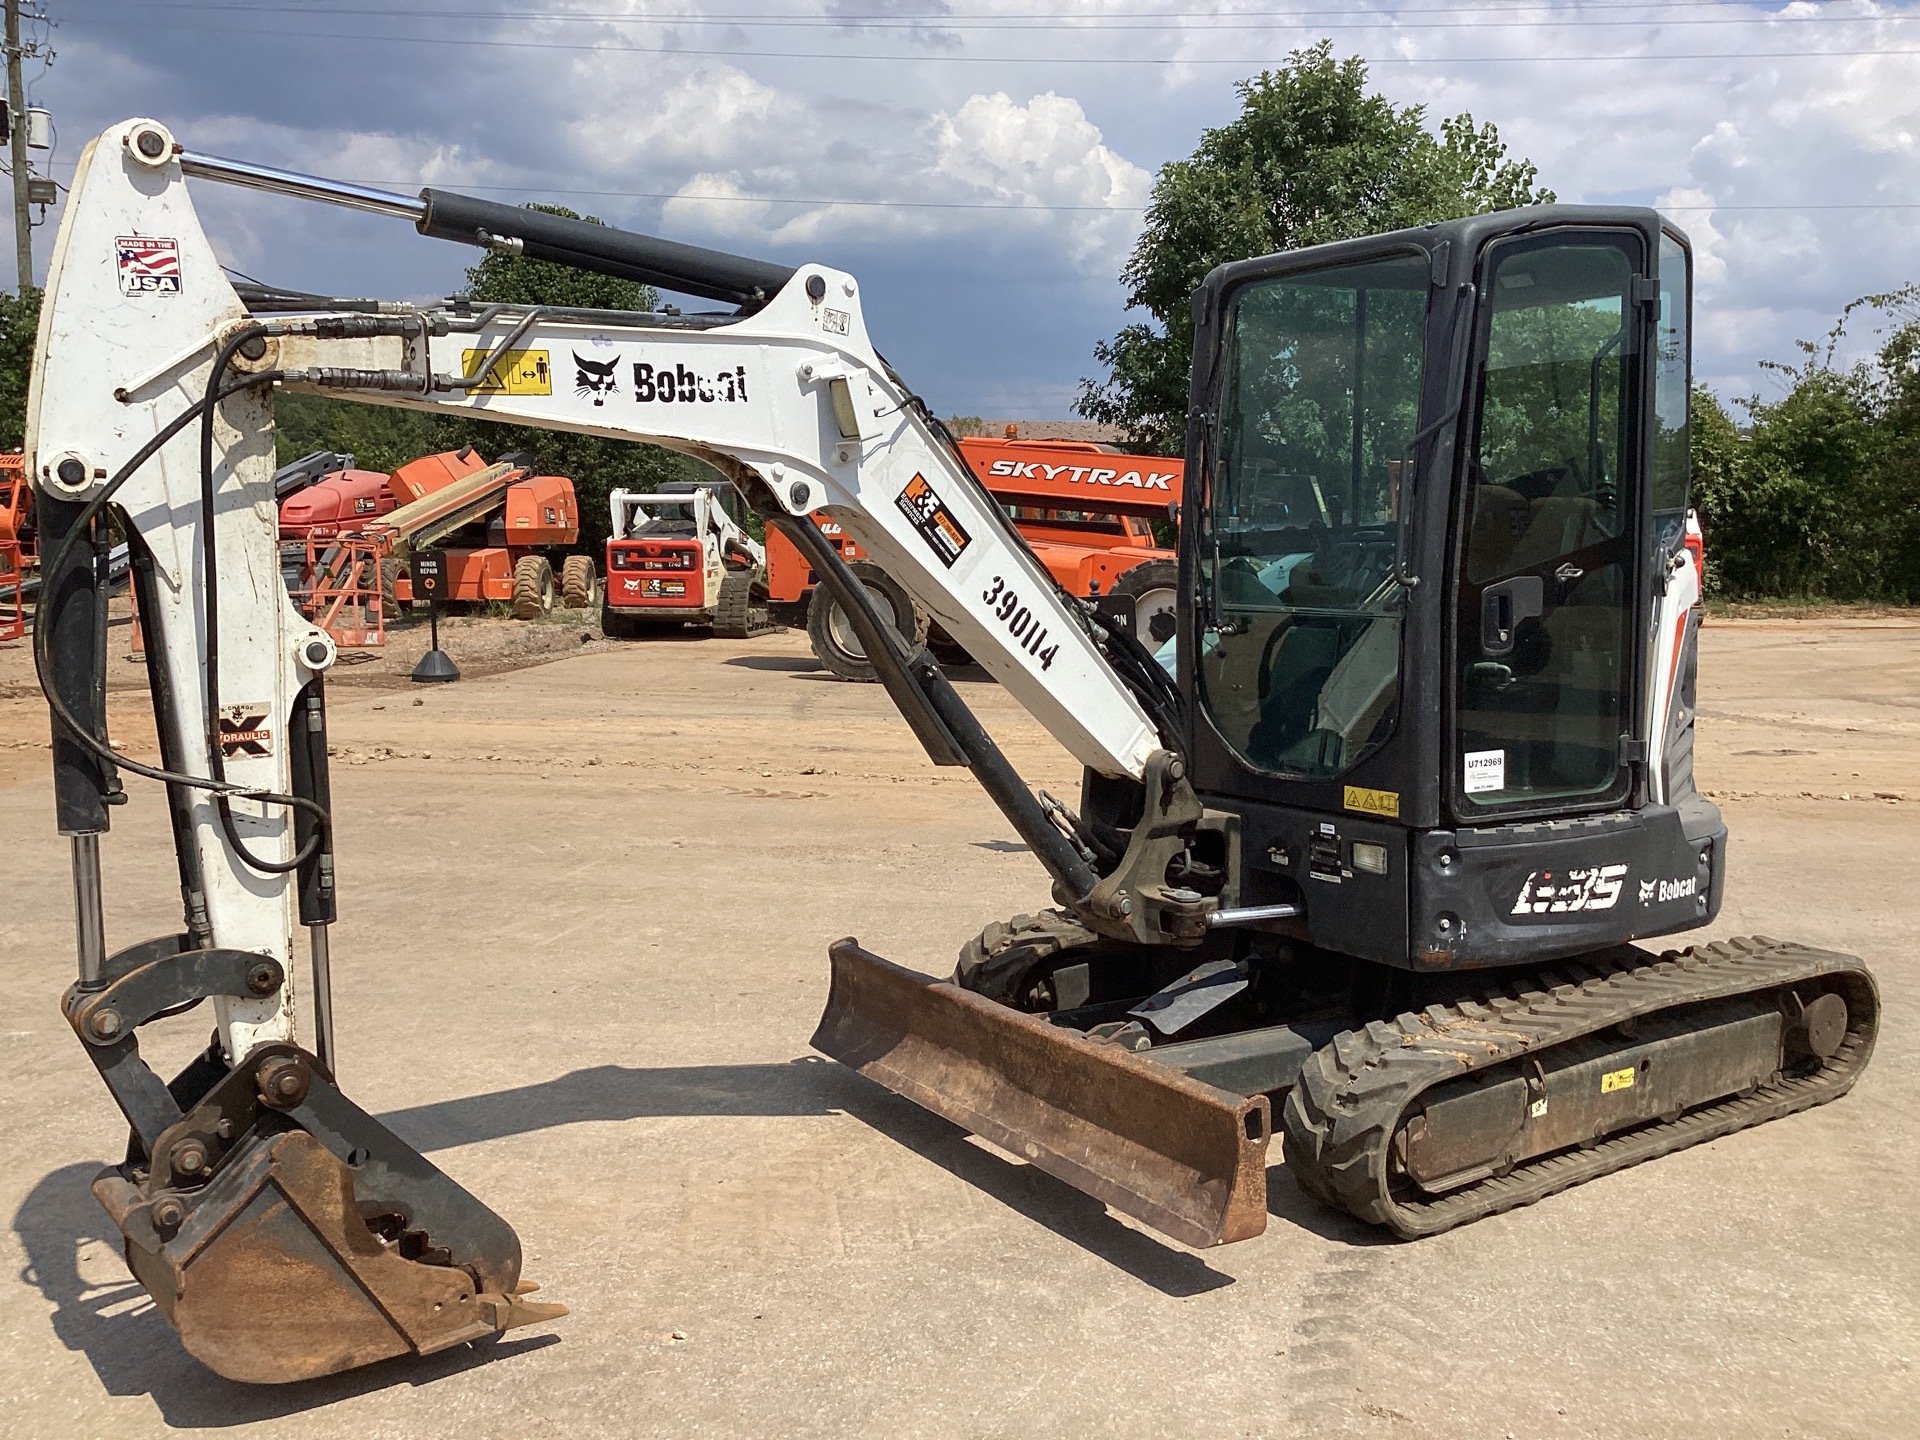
20, 1, 1920, 410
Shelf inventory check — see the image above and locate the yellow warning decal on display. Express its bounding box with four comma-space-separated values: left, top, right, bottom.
1601, 1066, 1636, 1094
459, 348, 553, 396
1344, 785, 1400, 819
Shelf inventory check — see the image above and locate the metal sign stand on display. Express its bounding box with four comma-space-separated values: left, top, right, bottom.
408, 550, 459, 683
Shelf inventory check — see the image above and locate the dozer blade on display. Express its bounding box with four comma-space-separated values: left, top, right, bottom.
91, 1046, 566, 1384
812, 939, 1270, 1248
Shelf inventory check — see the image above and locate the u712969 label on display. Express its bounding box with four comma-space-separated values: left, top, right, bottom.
980, 574, 1060, 671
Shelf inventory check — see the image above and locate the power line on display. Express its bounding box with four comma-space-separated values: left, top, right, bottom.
177, 172, 1920, 214
64, 0, 1920, 18
54, 0, 1920, 27
57, 18, 1920, 59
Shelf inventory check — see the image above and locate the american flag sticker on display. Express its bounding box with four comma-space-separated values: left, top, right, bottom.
115, 235, 181, 296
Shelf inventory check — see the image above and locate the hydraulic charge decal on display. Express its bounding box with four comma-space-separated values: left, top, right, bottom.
633, 362, 749, 403
218, 704, 274, 759
1510, 864, 1628, 916
460, 349, 553, 396
895, 473, 972, 568
116, 236, 180, 296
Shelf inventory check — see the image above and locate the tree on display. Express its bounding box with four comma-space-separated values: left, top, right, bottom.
0, 286, 41, 451
1078, 43, 1554, 454
1691, 288, 1920, 603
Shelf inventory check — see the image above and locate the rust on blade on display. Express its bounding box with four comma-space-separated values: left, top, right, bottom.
95, 1131, 565, 1384
812, 938, 1270, 1248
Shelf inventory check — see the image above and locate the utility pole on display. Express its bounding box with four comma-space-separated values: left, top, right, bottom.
5, 0, 29, 294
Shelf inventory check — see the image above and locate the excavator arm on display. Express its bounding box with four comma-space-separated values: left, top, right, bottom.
30, 119, 1258, 1384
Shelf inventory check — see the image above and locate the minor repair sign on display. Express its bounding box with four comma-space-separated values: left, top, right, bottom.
1464, 749, 1505, 794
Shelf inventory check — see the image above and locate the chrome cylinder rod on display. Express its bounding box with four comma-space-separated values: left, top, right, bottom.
1206, 902, 1302, 928
307, 924, 337, 1075
71, 833, 107, 989
178, 151, 426, 224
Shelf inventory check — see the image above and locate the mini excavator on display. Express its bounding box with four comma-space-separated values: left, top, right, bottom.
30, 119, 1877, 1385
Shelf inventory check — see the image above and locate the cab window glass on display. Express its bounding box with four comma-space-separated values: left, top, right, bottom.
1200, 252, 1428, 779
1454, 235, 1640, 811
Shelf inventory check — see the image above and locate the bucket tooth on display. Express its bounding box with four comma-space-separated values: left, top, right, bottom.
813, 938, 1270, 1249
94, 1130, 563, 1384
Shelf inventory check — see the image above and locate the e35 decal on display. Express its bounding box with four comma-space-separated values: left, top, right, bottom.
1510, 864, 1628, 916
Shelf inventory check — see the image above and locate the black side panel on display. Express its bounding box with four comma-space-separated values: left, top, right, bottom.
1407, 803, 1724, 969
1227, 798, 1409, 962
36, 493, 114, 835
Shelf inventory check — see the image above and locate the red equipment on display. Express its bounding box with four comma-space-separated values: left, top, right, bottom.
278, 448, 588, 630
277, 466, 397, 538
0, 538, 22, 643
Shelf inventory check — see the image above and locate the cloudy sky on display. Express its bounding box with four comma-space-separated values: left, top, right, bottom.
13, 0, 1920, 417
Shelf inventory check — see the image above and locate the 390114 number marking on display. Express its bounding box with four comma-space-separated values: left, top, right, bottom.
981, 576, 1060, 671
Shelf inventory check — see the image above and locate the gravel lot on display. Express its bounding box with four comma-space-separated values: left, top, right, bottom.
1, 614, 1914, 1439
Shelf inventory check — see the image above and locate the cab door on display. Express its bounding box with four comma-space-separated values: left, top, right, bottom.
1450, 230, 1648, 818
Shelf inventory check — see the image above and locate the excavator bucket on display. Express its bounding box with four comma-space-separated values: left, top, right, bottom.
80, 1038, 565, 1385
812, 940, 1271, 1249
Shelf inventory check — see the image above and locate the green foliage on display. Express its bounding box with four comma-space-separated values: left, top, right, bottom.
1692, 287, 1920, 602
274, 391, 438, 474
946, 415, 989, 437
1079, 43, 1553, 454
274, 204, 720, 551
0, 286, 41, 451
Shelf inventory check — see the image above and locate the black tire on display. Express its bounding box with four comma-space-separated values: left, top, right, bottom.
560, 554, 597, 609
378, 557, 408, 615
600, 600, 639, 639
1108, 559, 1178, 648
954, 909, 1101, 1006
805, 561, 928, 682
512, 555, 556, 619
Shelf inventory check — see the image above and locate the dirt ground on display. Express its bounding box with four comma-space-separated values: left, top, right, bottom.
0, 614, 1915, 1439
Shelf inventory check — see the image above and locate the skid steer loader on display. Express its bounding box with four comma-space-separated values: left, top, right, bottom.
28, 119, 1875, 1386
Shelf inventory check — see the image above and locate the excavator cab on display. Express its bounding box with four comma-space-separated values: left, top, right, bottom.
1178, 208, 1720, 970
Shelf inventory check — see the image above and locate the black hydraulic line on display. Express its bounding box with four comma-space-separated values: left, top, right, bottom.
288, 677, 336, 928
769, 510, 1099, 902
416, 189, 796, 309
127, 532, 214, 947
198, 327, 327, 876
36, 494, 115, 837
31, 369, 329, 876
768, 510, 964, 767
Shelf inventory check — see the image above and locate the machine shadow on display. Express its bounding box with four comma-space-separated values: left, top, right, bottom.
12, 1163, 556, 1430
387, 1056, 1234, 1298
721, 655, 823, 673
17, 1058, 1230, 1417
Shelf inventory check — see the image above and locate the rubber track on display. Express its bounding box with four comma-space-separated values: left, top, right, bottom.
1281, 936, 1879, 1238
715, 571, 778, 638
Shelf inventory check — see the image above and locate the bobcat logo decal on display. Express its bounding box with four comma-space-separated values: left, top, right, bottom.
574, 352, 620, 406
